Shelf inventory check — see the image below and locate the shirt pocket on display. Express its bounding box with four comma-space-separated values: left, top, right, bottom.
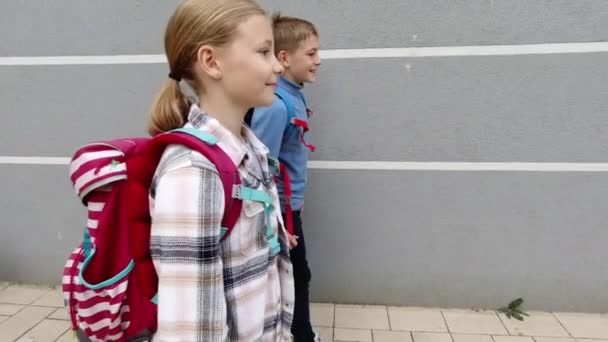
236, 200, 266, 256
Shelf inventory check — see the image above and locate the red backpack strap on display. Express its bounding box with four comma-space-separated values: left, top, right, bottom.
290, 118, 316, 152
279, 163, 294, 235
150, 128, 242, 239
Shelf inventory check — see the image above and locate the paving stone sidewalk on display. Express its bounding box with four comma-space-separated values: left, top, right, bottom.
1, 282, 607, 342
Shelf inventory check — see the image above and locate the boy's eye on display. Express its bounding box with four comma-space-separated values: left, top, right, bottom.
259, 49, 270, 55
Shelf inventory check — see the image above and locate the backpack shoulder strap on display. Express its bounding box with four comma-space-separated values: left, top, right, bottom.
274, 87, 295, 120
274, 88, 298, 139
150, 128, 242, 240
298, 91, 307, 108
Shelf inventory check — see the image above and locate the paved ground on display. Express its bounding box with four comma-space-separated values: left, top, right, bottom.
1, 282, 607, 341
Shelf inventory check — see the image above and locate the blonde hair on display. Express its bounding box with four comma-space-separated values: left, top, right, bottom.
148, 0, 266, 136
272, 13, 318, 55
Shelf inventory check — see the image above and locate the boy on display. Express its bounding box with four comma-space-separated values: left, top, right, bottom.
247, 13, 321, 342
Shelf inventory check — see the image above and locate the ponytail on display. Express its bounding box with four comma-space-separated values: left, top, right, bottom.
147, 80, 191, 136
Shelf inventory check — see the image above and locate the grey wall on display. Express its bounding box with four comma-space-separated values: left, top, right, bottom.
1, 0, 607, 312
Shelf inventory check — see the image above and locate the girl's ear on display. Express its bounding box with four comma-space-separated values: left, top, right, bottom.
195, 45, 222, 80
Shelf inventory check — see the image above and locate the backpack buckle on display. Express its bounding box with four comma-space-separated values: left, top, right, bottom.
232, 185, 243, 199
267, 156, 280, 171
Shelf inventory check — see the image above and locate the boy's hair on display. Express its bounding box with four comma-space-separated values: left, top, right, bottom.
272, 13, 318, 55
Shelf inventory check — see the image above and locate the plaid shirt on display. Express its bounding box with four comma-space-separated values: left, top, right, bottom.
149, 105, 294, 341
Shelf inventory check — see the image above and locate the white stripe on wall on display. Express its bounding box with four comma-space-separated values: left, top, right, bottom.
3, 156, 608, 172
0, 157, 71, 165
0, 54, 166, 66
1, 42, 608, 66
308, 161, 608, 172
320, 42, 608, 59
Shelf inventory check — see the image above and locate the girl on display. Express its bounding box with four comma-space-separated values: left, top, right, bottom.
148, 0, 294, 340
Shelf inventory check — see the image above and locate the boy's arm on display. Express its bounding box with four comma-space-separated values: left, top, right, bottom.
250, 99, 288, 158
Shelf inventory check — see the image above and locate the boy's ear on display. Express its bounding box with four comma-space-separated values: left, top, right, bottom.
277, 50, 290, 68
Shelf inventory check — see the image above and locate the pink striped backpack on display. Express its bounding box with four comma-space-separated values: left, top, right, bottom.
61, 128, 243, 341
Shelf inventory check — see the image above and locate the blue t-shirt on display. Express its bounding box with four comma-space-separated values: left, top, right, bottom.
250, 76, 312, 211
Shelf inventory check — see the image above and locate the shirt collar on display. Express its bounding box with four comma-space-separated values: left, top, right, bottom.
278, 76, 303, 96
186, 104, 270, 168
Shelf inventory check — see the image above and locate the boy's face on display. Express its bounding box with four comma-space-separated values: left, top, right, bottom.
282, 34, 321, 85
